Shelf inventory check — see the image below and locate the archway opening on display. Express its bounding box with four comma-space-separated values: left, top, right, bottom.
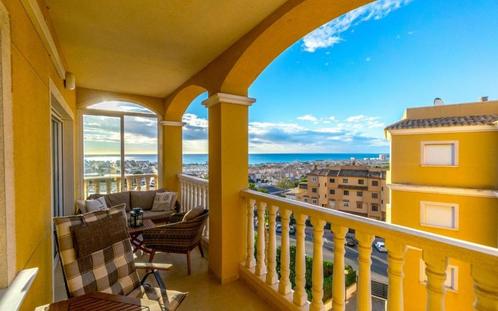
181, 91, 209, 178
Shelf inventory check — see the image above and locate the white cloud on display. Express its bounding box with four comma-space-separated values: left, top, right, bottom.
297, 114, 318, 122
182, 113, 208, 128
181, 113, 388, 154
302, 0, 412, 52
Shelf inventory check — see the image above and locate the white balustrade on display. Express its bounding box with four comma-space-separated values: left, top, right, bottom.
240, 189, 498, 311
178, 174, 209, 238
83, 173, 158, 198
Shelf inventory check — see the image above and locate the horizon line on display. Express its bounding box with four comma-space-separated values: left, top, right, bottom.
86, 152, 389, 156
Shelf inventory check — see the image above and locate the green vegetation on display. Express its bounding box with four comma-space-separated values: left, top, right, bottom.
275, 245, 356, 302
249, 182, 269, 193
276, 176, 308, 189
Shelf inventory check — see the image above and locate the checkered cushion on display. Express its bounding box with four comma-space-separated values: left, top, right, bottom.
55, 205, 187, 310
54, 206, 140, 297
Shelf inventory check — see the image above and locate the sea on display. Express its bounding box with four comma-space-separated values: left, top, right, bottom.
85, 153, 387, 165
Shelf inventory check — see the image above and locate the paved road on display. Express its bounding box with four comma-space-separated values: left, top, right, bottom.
275, 224, 388, 284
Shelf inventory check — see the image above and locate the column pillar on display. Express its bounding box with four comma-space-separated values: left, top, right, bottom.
385, 239, 406, 311
423, 251, 448, 311
161, 120, 184, 192
357, 232, 375, 311
203, 93, 255, 283
471, 264, 498, 311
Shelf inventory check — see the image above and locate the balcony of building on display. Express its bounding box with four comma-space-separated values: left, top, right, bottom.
0, 0, 497, 311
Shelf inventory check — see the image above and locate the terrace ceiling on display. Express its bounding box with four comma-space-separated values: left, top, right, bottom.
46, 0, 287, 98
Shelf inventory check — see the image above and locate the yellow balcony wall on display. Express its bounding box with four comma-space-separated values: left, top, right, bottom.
390, 132, 498, 189
4, 0, 76, 309
391, 191, 498, 247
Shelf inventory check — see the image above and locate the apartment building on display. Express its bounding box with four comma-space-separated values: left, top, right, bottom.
385, 99, 498, 311
296, 166, 388, 220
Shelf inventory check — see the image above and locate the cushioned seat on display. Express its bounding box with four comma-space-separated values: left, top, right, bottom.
81, 189, 180, 222
54, 205, 187, 311
139, 210, 176, 221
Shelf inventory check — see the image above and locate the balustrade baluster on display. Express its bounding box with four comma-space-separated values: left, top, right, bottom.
145, 176, 151, 190
95, 180, 101, 194
293, 213, 307, 306
180, 181, 185, 212
185, 183, 189, 211
106, 179, 112, 194
471, 264, 498, 311
386, 239, 406, 311
423, 251, 448, 311
357, 232, 375, 311
255, 201, 267, 276
266, 205, 278, 285
200, 186, 205, 208
126, 177, 132, 191
245, 199, 256, 269
310, 217, 326, 311
188, 183, 193, 210
332, 225, 348, 311
136, 177, 142, 190
278, 208, 292, 295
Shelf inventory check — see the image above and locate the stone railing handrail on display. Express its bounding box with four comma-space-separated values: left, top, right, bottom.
178, 173, 208, 185
240, 189, 498, 311
83, 173, 158, 197
83, 173, 158, 181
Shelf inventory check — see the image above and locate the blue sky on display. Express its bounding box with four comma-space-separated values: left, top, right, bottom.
87, 0, 498, 155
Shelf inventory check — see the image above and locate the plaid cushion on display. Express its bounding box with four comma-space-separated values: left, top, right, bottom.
54, 206, 140, 297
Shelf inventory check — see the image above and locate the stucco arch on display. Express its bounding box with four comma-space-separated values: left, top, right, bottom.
219, 0, 370, 94
163, 84, 207, 121
163, 0, 370, 101
77, 87, 165, 117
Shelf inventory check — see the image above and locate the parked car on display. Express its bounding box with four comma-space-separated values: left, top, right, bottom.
345, 236, 357, 247
374, 241, 387, 253
276, 223, 282, 233
289, 224, 296, 235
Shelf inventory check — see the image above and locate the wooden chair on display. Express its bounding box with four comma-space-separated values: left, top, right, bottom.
142, 209, 208, 275
53, 205, 187, 311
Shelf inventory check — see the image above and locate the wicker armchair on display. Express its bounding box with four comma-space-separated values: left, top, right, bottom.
142, 209, 208, 275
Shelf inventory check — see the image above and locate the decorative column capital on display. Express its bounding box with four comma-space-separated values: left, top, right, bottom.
202, 93, 256, 108
160, 120, 185, 127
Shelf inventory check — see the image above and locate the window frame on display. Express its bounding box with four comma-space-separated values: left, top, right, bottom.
420, 141, 459, 167
80, 105, 161, 198
420, 201, 459, 230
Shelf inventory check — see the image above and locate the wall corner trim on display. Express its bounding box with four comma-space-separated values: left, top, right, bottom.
388, 183, 498, 198
20, 0, 66, 79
